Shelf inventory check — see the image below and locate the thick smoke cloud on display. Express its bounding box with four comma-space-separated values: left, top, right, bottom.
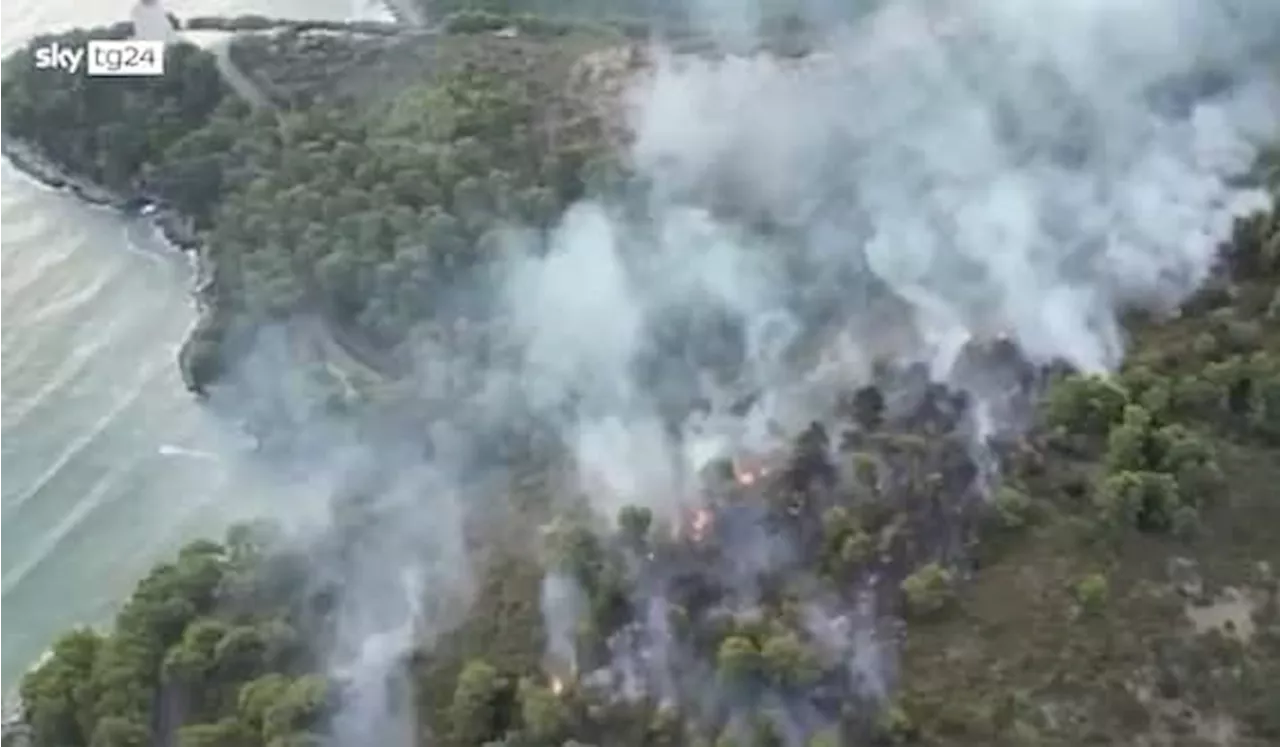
216, 1, 1278, 744
636, 0, 1279, 374
510, 0, 1277, 734
510, 0, 1279, 513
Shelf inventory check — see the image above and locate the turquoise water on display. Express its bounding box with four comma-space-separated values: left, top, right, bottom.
0, 0, 377, 692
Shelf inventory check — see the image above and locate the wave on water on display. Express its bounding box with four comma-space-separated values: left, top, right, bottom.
3, 355, 168, 518
0, 458, 139, 595
158, 444, 219, 461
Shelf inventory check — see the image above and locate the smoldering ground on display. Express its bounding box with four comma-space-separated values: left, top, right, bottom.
204, 0, 1278, 743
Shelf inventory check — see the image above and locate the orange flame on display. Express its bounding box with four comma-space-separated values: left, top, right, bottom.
733, 454, 771, 487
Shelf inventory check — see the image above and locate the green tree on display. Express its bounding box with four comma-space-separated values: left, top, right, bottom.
760, 632, 820, 689
176, 719, 255, 747
261, 676, 328, 745
1073, 573, 1109, 616
1155, 424, 1224, 506
991, 485, 1034, 531
807, 728, 841, 747
20, 628, 102, 747
163, 619, 230, 685
901, 563, 956, 619
617, 505, 653, 547
1104, 405, 1157, 474
518, 678, 568, 742
1044, 374, 1129, 437
716, 636, 761, 684
237, 673, 291, 736
451, 661, 505, 745
1095, 471, 1181, 532
88, 717, 148, 747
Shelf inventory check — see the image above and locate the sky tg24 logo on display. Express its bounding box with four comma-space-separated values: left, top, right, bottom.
33, 40, 165, 76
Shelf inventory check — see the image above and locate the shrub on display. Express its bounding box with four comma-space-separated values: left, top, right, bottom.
443, 10, 509, 33
1044, 374, 1129, 437
901, 563, 956, 619
760, 633, 820, 689
1155, 425, 1225, 506
991, 485, 1034, 531
1119, 365, 1159, 401
1171, 505, 1201, 542
821, 506, 874, 576
1073, 573, 1109, 616
518, 678, 568, 742
848, 451, 881, 488
1192, 331, 1220, 360
1103, 405, 1158, 474
1095, 471, 1181, 532
874, 703, 917, 743
450, 661, 506, 745
1247, 361, 1280, 443
1170, 375, 1221, 419
1224, 319, 1264, 353
716, 636, 761, 684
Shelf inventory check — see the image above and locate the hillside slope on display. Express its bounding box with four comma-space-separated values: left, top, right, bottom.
2, 9, 1278, 747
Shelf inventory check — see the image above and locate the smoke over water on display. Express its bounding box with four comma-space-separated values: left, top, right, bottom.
232, 0, 1278, 743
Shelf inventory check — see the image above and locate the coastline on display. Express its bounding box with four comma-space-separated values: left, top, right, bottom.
0, 137, 201, 251
0, 140, 216, 738
0, 651, 49, 741
0, 8, 419, 736
0, 4, 427, 391
0, 136, 216, 387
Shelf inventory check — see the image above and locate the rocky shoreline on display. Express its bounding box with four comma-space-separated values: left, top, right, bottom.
1, 137, 200, 248
0, 130, 208, 289
0, 649, 47, 745
1, 135, 216, 390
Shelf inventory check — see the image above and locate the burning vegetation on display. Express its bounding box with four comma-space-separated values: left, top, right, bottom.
516, 344, 1048, 745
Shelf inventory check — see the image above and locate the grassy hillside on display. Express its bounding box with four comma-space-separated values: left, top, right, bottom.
894, 212, 1280, 745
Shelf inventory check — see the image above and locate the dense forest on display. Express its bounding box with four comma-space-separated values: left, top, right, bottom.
2, 3, 1279, 747
2, 15, 635, 411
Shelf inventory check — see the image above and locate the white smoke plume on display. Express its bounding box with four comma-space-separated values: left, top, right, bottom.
509, 0, 1277, 733
323, 465, 472, 747
205, 326, 475, 747
130, 0, 177, 42
540, 571, 588, 674
508, 0, 1278, 520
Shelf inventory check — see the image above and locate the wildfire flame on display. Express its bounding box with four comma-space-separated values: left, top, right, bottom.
733, 455, 771, 487
550, 676, 565, 696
